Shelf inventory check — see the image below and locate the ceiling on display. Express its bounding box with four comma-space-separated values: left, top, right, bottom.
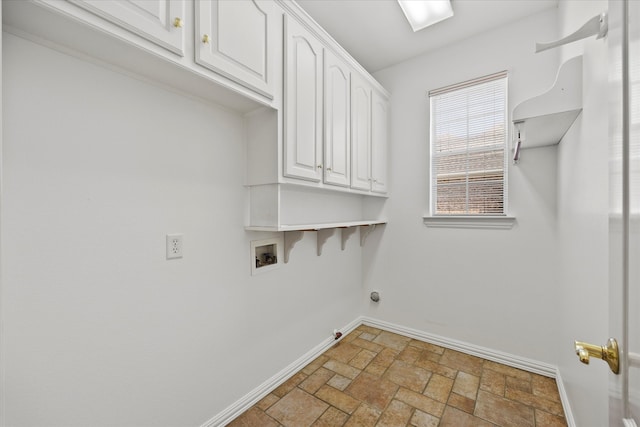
296, 0, 559, 73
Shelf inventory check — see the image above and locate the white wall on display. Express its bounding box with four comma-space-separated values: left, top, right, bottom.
367, 9, 563, 363
366, 2, 613, 424
1, 34, 363, 426
556, 1, 610, 425
1, 3, 615, 426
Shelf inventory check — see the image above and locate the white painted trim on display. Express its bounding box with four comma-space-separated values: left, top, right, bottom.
423, 215, 516, 229
555, 369, 577, 427
361, 317, 556, 377
200, 317, 362, 427
0, 6, 5, 426
624, 419, 639, 427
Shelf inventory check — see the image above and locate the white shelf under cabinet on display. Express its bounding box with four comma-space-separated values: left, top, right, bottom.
245, 220, 386, 232
512, 55, 583, 157
245, 221, 386, 263
245, 181, 387, 261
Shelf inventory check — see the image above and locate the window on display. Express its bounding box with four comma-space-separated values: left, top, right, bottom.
429, 71, 508, 216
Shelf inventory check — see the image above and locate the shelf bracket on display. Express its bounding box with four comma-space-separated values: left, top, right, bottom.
341, 227, 357, 250
317, 228, 336, 256
360, 224, 378, 246
513, 122, 523, 164
536, 12, 607, 53
283, 230, 304, 263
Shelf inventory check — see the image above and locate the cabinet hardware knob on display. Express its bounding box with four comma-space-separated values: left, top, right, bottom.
327, 167, 332, 171
202, 34, 211, 44
173, 17, 183, 28
317, 165, 323, 169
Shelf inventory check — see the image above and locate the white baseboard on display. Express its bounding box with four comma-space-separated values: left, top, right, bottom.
554, 369, 577, 427
361, 317, 575, 425
202, 316, 575, 426
360, 317, 557, 377
199, 317, 362, 427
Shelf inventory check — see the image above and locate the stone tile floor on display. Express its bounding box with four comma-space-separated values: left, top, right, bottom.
228, 325, 567, 427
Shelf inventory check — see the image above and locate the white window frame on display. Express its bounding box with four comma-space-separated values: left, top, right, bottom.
424, 71, 515, 229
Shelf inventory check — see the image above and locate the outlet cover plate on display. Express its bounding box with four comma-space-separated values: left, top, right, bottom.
166, 234, 183, 259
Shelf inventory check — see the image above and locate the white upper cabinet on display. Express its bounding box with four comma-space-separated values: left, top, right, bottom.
5, 0, 391, 232
350, 75, 389, 194
371, 91, 389, 194
21, 0, 388, 197
283, 15, 324, 182
323, 49, 351, 187
351, 73, 372, 192
69, 0, 185, 56
195, 0, 279, 100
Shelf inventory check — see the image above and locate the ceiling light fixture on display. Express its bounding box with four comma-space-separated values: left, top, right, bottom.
397, 0, 454, 32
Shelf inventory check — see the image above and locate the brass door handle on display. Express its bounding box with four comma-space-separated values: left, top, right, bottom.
574, 338, 620, 374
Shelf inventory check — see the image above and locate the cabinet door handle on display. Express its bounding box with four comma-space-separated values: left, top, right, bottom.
317, 165, 323, 169
326, 167, 332, 172
173, 17, 183, 28
202, 34, 211, 44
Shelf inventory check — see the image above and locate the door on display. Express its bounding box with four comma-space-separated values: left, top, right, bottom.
351, 73, 372, 191
283, 15, 323, 182
371, 90, 389, 194
608, 0, 640, 425
69, 0, 185, 55
323, 49, 351, 187
195, 0, 277, 99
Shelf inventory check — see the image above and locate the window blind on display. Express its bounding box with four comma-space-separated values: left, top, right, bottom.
429, 71, 508, 215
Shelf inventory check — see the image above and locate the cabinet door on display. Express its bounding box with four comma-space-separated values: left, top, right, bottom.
284, 16, 323, 182
371, 91, 389, 194
69, 0, 185, 56
351, 74, 372, 191
195, 0, 278, 99
323, 50, 351, 187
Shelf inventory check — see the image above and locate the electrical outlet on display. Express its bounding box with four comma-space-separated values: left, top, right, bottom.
166, 234, 183, 259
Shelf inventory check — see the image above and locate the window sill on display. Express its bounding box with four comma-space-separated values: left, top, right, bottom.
423, 215, 516, 229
